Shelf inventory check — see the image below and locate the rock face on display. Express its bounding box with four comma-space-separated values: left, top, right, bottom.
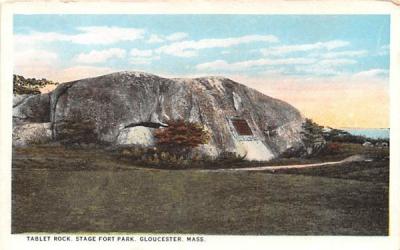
13, 93, 50, 124
13, 71, 305, 161
12, 122, 52, 146
13, 94, 52, 146
116, 127, 155, 146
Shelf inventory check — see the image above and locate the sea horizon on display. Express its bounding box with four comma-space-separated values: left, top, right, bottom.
338, 127, 390, 139
337, 127, 390, 130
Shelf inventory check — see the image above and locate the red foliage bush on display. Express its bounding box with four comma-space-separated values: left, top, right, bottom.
326, 142, 341, 153
153, 119, 210, 155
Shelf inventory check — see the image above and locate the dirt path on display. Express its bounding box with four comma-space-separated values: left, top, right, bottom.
204, 155, 369, 172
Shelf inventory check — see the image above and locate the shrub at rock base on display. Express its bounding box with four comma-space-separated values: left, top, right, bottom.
115, 145, 246, 169
56, 114, 99, 146
153, 120, 210, 157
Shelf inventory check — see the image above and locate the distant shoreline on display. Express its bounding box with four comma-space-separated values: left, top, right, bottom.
338, 127, 389, 130
339, 128, 389, 139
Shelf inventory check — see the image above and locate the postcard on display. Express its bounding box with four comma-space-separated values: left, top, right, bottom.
1, 1, 399, 250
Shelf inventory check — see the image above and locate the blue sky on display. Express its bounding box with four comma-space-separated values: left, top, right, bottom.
13, 15, 390, 128
14, 15, 389, 78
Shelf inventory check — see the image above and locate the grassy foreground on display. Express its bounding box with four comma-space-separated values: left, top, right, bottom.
12, 145, 388, 235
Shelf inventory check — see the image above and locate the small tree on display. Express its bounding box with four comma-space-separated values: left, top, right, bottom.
153, 119, 210, 156
301, 118, 326, 156
301, 119, 323, 143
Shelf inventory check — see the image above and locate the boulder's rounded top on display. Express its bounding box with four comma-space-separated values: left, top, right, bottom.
108, 71, 159, 78
170, 75, 232, 82
194, 76, 230, 81
75, 71, 236, 87
173, 75, 238, 91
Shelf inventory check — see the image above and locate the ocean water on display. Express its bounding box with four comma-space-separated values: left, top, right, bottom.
340, 128, 390, 139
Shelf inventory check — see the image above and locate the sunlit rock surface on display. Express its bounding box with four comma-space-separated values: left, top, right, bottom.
116, 126, 155, 146
12, 122, 52, 146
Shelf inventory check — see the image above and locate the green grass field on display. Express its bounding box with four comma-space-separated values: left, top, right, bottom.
12, 145, 388, 235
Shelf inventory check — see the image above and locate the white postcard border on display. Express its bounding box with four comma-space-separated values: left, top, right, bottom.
1, 1, 399, 250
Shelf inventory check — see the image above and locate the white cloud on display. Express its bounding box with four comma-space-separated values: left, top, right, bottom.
13, 47, 123, 82
257, 40, 366, 76
157, 34, 279, 57
166, 32, 188, 41
14, 49, 60, 79
15, 26, 145, 45
129, 48, 160, 65
377, 44, 389, 56
195, 56, 357, 76
195, 57, 315, 71
15, 49, 58, 68
169, 50, 198, 58
14, 55, 119, 83
353, 69, 389, 78
15, 32, 63, 45
75, 48, 126, 64
318, 59, 357, 66
257, 40, 370, 77
295, 65, 340, 76
320, 50, 368, 59
130, 48, 153, 57
130, 57, 156, 65
380, 44, 389, 50
147, 32, 188, 44
195, 60, 228, 71
71, 26, 145, 45
294, 59, 357, 76
261, 68, 287, 75
261, 40, 349, 56
147, 34, 164, 44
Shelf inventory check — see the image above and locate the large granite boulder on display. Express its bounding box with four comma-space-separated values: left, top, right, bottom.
13, 71, 306, 161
